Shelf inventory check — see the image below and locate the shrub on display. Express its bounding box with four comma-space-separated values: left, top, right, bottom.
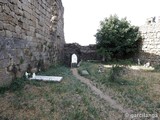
95, 14, 141, 61
154, 64, 160, 72
0, 78, 26, 94
108, 65, 123, 82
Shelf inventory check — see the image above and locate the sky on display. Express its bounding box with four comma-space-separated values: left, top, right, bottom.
62, 0, 160, 45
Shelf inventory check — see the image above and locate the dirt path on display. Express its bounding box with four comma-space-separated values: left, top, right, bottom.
71, 68, 132, 114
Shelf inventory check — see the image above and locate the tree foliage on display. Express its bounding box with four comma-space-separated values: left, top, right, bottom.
95, 15, 141, 61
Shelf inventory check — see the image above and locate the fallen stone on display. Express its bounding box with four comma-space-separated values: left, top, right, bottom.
81, 70, 89, 75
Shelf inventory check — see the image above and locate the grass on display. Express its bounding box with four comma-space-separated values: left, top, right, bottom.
0, 65, 123, 120
104, 58, 136, 66
78, 61, 160, 116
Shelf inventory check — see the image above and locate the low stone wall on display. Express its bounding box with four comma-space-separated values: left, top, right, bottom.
0, 0, 65, 86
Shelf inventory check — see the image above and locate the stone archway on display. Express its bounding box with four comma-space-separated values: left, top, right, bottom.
64, 43, 81, 67
71, 54, 78, 68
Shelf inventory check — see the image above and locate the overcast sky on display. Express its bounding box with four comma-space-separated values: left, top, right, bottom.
62, 0, 160, 45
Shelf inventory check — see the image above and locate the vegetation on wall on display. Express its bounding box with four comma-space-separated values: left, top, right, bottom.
95, 14, 141, 61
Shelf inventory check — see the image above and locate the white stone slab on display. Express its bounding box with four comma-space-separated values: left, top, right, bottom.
29, 75, 63, 82
104, 65, 154, 71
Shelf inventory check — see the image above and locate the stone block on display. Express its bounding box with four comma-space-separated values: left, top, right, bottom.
10, 0, 19, 4
27, 31, 32, 36
0, 21, 3, 30
26, 36, 33, 41
30, 15, 36, 22
15, 25, 21, 34
28, 0, 33, 4
18, 9, 24, 16
5, 30, 13, 38
30, 26, 35, 32
4, 15, 13, 22
8, 2, 14, 11
0, 0, 8, 4
17, 1, 22, 9
36, 33, 42, 39
36, 8, 40, 15
10, 11, 15, 18
22, 5, 32, 13
0, 59, 10, 68
23, 11, 31, 19
0, 30, 6, 36
0, 6, 2, 12
0, 13, 5, 21
21, 33, 27, 40
12, 32, 18, 38
4, 5, 11, 14
22, 23, 28, 30
21, 0, 29, 5
4, 24, 15, 32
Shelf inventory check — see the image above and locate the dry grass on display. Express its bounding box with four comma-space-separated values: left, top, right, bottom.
0, 65, 125, 120
78, 61, 160, 117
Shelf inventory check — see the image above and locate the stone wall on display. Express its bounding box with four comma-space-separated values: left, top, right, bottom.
80, 44, 101, 61
139, 17, 160, 65
0, 0, 65, 86
64, 43, 101, 67
64, 43, 81, 67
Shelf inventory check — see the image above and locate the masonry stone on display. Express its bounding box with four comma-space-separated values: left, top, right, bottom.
0, 30, 5, 37
0, 21, 3, 30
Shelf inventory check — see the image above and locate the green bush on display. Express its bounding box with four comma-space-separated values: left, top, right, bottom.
108, 65, 130, 85
0, 78, 26, 94
0, 86, 9, 94
10, 78, 26, 91
108, 65, 123, 82
95, 14, 141, 61
154, 64, 160, 72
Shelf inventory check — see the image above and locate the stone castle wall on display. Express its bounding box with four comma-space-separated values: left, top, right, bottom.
80, 45, 101, 61
139, 17, 160, 65
64, 43, 101, 67
0, 0, 65, 86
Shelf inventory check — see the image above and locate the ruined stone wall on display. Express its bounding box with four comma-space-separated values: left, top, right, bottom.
80, 45, 101, 61
64, 43, 81, 67
0, 0, 65, 86
139, 18, 160, 65
64, 43, 101, 67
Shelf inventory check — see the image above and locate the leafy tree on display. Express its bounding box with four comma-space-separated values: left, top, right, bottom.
95, 15, 141, 61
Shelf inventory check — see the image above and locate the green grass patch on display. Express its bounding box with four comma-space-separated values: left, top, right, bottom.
78, 61, 160, 114
0, 65, 123, 120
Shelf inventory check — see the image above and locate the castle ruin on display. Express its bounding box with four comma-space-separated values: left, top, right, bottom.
0, 0, 65, 86
139, 17, 160, 65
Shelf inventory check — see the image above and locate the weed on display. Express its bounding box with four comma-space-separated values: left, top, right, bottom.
0, 78, 26, 94
10, 78, 26, 91
0, 86, 9, 94
108, 65, 123, 82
